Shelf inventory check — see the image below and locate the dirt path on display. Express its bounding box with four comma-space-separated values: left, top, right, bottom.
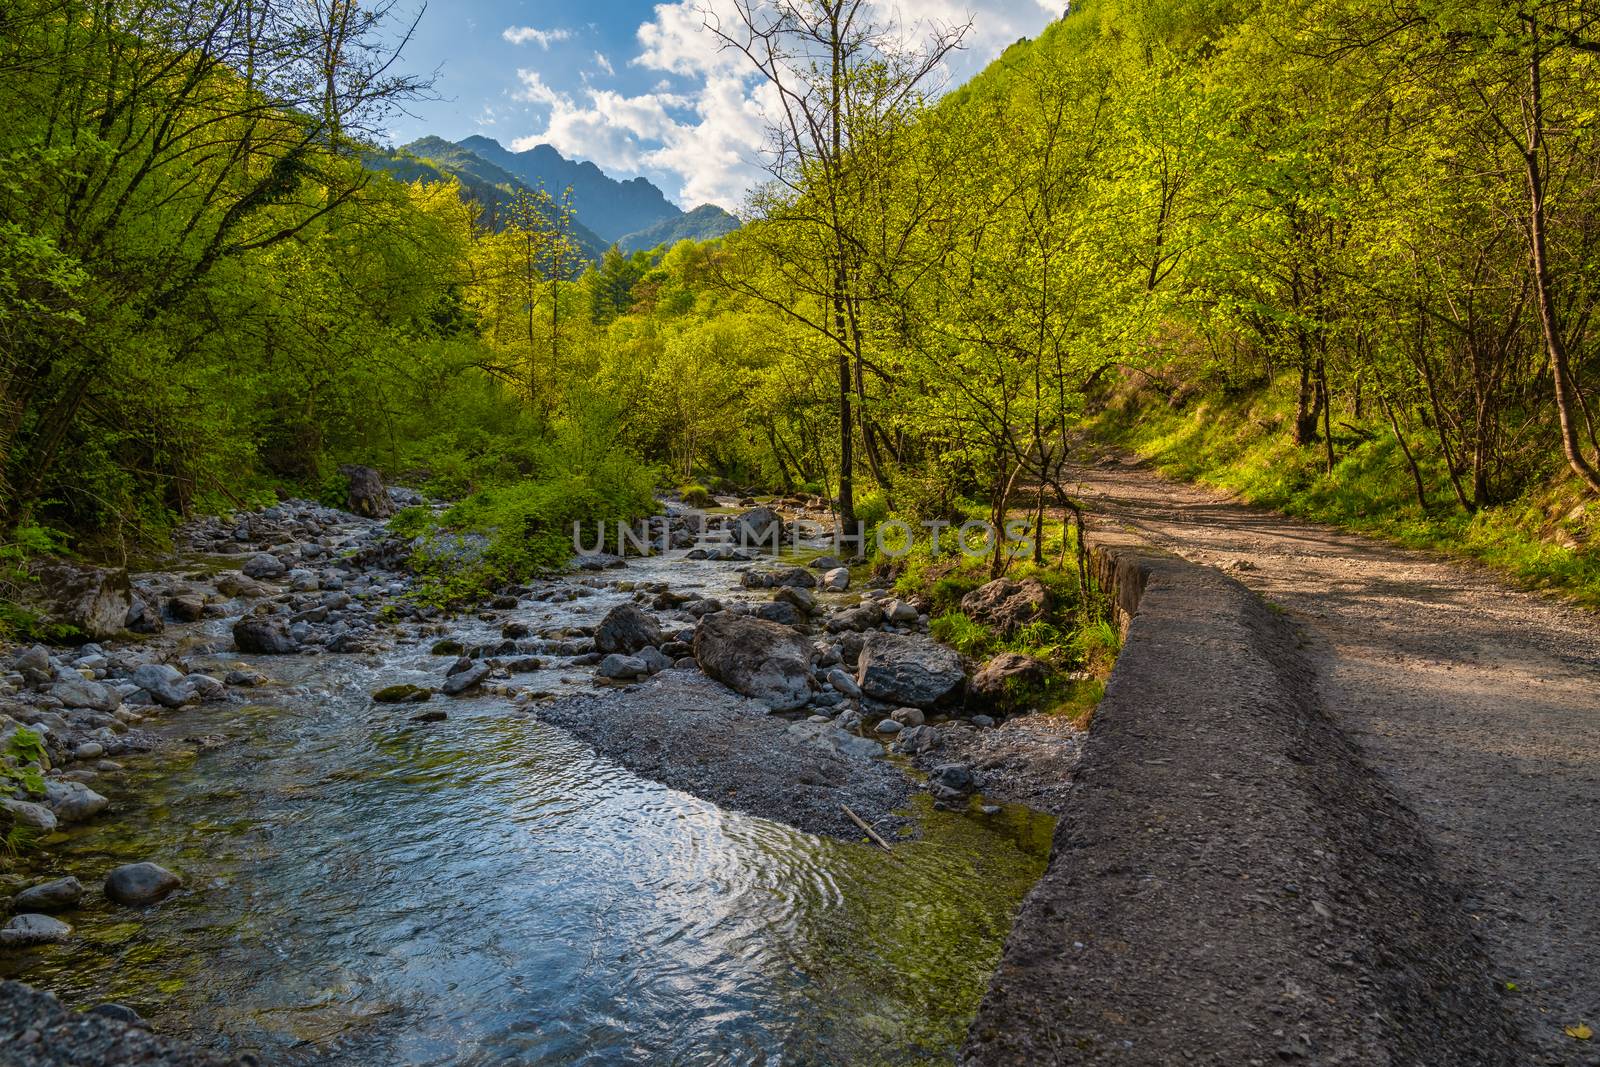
1070, 450, 1600, 1065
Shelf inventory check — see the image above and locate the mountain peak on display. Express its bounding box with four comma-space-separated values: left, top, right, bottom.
455, 136, 680, 243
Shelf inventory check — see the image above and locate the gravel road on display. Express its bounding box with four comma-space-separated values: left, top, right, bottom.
1072, 450, 1600, 1065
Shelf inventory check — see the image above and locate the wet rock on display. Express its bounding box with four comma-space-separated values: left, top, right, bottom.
594, 603, 663, 654
88, 1003, 149, 1028
769, 566, 817, 589
875, 718, 903, 735
233, 616, 298, 655
1, 914, 72, 946
410, 708, 448, 723
129, 663, 190, 708
808, 555, 843, 570
928, 762, 979, 802
855, 632, 965, 708
43, 780, 109, 822
733, 506, 783, 548
224, 670, 268, 687
784, 720, 884, 761
574, 552, 625, 571
598, 653, 649, 679
12, 876, 84, 912
693, 612, 816, 712
372, 684, 432, 703
124, 595, 164, 634
441, 662, 490, 696
895, 724, 942, 754
166, 594, 206, 622
883, 598, 920, 624
820, 567, 851, 592
503, 657, 544, 673
104, 862, 181, 906
430, 639, 465, 656
215, 572, 268, 598
241, 553, 286, 579
960, 577, 1051, 635
73, 742, 105, 760
637, 647, 673, 674
0, 799, 57, 832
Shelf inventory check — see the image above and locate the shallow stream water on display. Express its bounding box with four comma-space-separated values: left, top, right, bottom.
2, 547, 1054, 1065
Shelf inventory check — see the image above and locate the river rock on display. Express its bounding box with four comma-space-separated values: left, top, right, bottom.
820, 567, 851, 592
233, 616, 298, 654
875, 718, 903, 735
129, 663, 189, 708
891, 706, 925, 727
12, 876, 84, 912
808, 556, 843, 570
827, 667, 861, 698
372, 683, 432, 703
784, 720, 884, 761
14, 644, 52, 680
826, 602, 884, 633
441, 662, 490, 695
124, 595, 164, 634
598, 653, 649, 679
928, 762, 979, 802
30, 563, 131, 640
1, 914, 72, 946
693, 612, 815, 711
733, 506, 783, 549
855, 632, 965, 708
774, 586, 816, 615
241, 552, 287, 579
755, 601, 804, 627
43, 779, 109, 822
1, 798, 58, 832
594, 604, 663, 654
341, 464, 395, 518
166, 594, 206, 622
104, 862, 181, 906
895, 724, 942, 754
49, 677, 119, 712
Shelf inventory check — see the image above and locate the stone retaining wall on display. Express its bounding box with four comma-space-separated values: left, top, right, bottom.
961, 546, 1520, 1066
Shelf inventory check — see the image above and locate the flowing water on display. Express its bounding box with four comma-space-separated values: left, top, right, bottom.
2, 547, 1054, 1065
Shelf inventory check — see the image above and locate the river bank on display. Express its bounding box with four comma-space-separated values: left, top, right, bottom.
1, 489, 1080, 1063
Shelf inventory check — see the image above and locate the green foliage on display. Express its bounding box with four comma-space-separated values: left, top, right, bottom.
928, 611, 997, 657
678, 484, 714, 508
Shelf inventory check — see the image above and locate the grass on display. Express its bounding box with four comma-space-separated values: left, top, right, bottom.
1089, 386, 1600, 610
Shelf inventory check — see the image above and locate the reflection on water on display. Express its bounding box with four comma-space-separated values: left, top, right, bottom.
3, 619, 1052, 1065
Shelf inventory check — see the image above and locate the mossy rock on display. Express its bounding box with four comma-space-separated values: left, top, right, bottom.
372, 684, 434, 704
429, 639, 465, 656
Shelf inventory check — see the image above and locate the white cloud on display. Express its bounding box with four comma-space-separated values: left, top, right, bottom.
504, 1, 1061, 209
502, 26, 573, 48
594, 51, 615, 76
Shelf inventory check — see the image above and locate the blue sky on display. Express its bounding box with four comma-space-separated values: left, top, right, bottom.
383, 1, 1063, 210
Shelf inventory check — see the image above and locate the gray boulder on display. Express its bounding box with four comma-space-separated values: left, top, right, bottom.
1, 914, 72, 946
341, 464, 395, 518
820, 567, 851, 592
733, 505, 783, 548
43, 780, 109, 823
233, 616, 298, 654
104, 862, 181, 906
784, 720, 884, 761
13, 876, 84, 912
855, 632, 965, 708
825, 602, 885, 633
129, 663, 189, 708
241, 552, 287, 579
49, 677, 119, 713
1, 798, 57, 832
598, 654, 649, 679
441, 662, 490, 695
693, 612, 816, 711
594, 604, 663, 654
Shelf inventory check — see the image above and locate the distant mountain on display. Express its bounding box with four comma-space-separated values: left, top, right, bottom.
365, 137, 608, 261
618, 204, 740, 252
457, 135, 680, 243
